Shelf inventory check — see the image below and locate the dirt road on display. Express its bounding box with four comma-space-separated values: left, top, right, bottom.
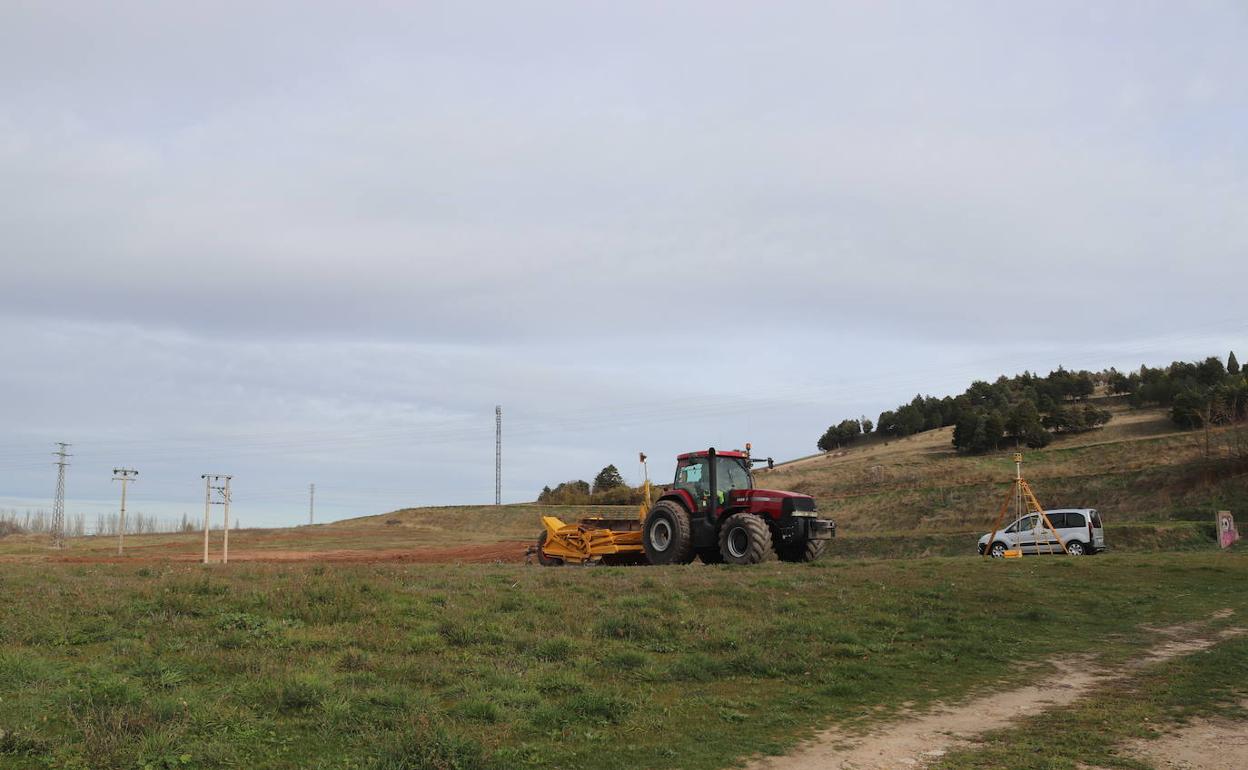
747, 617, 1242, 770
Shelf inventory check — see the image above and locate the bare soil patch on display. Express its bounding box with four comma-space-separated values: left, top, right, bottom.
47, 540, 529, 565
1123, 701, 1248, 770
747, 615, 1240, 770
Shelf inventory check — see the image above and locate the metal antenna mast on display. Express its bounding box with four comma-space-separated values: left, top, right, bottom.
495, 405, 502, 505
113, 467, 138, 555
51, 442, 71, 548
309, 483, 315, 525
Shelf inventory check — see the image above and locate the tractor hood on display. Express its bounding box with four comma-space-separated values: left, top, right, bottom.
728, 488, 810, 503
726, 488, 816, 516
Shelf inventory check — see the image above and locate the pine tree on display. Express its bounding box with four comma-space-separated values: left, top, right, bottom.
592, 465, 625, 494
1229, 351, 1240, 375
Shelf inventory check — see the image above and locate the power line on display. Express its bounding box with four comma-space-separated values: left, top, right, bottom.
50, 442, 71, 549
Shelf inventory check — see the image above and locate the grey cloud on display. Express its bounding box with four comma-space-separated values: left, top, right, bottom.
1, 2, 1246, 524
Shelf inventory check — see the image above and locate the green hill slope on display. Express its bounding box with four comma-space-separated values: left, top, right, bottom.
759, 403, 1248, 534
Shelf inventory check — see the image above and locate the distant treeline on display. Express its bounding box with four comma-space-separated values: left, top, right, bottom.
817, 351, 1246, 455
0, 508, 205, 538
537, 464, 648, 506
1110, 353, 1247, 428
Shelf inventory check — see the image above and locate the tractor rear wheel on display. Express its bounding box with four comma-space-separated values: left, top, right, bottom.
718, 513, 775, 565
777, 537, 826, 563
536, 531, 564, 566
642, 500, 694, 565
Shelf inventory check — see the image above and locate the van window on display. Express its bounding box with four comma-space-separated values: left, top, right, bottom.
1005, 517, 1031, 533
1064, 512, 1085, 528
1044, 513, 1067, 529
1090, 510, 1102, 528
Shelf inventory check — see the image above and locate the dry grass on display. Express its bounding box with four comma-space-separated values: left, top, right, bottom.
759, 406, 1248, 532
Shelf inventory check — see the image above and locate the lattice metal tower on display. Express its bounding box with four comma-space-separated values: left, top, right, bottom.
51, 442, 71, 548
495, 405, 502, 505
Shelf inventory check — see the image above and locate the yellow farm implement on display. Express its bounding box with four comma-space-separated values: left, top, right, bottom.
535, 472, 652, 566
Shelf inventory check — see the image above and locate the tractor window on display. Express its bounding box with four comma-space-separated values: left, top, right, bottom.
716, 457, 752, 491
675, 459, 709, 501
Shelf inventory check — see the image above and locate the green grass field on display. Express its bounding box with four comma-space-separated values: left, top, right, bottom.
1, 551, 1245, 769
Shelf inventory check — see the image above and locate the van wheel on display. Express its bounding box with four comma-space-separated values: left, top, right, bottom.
1065, 541, 1086, 556
989, 541, 1007, 558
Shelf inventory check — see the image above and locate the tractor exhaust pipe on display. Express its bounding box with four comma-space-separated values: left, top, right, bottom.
706, 447, 717, 521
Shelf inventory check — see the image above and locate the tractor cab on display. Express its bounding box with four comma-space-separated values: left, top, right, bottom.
673, 450, 754, 512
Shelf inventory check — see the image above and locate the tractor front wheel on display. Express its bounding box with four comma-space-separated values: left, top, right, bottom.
719, 513, 775, 565
643, 501, 694, 565
777, 537, 826, 563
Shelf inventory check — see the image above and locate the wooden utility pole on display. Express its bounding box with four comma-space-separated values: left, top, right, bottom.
112, 468, 138, 555
201, 474, 232, 564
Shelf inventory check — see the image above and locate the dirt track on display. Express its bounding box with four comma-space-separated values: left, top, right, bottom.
46, 540, 530, 565
747, 614, 1243, 770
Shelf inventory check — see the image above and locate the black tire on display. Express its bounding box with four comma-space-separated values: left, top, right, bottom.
718, 513, 775, 565
1065, 540, 1086, 557
989, 541, 1008, 559
642, 500, 694, 565
696, 547, 724, 565
777, 537, 827, 563
536, 531, 564, 566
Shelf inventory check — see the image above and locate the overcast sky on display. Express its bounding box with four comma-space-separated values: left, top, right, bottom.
2, 1, 1246, 528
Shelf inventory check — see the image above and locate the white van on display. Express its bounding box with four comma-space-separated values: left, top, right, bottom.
978, 508, 1105, 557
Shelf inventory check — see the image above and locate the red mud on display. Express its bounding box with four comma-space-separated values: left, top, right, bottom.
45, 541, 530, 565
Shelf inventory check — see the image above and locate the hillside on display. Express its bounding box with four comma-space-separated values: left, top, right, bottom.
759, 401, 1248, 533
4, 403, 1242, 564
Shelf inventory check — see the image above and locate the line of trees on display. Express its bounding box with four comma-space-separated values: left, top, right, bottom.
537, 464, 647, 505
0, 508, 202, 538
817, 352, 1247, 456
1109, 352, 1248, 428
818, 366, 1111, 455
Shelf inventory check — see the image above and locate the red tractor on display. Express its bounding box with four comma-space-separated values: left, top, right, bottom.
643, 447, 834, 564
537, 447, 835, 565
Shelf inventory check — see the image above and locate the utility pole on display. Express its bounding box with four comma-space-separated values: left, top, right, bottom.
51, 442, 71, 549
112, 468, 138, 556
201, 474, 232, 564
202, 475, 211, 563
495, 405, 502, 505
222, 476, 232, 564
309, 483, 315, 525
